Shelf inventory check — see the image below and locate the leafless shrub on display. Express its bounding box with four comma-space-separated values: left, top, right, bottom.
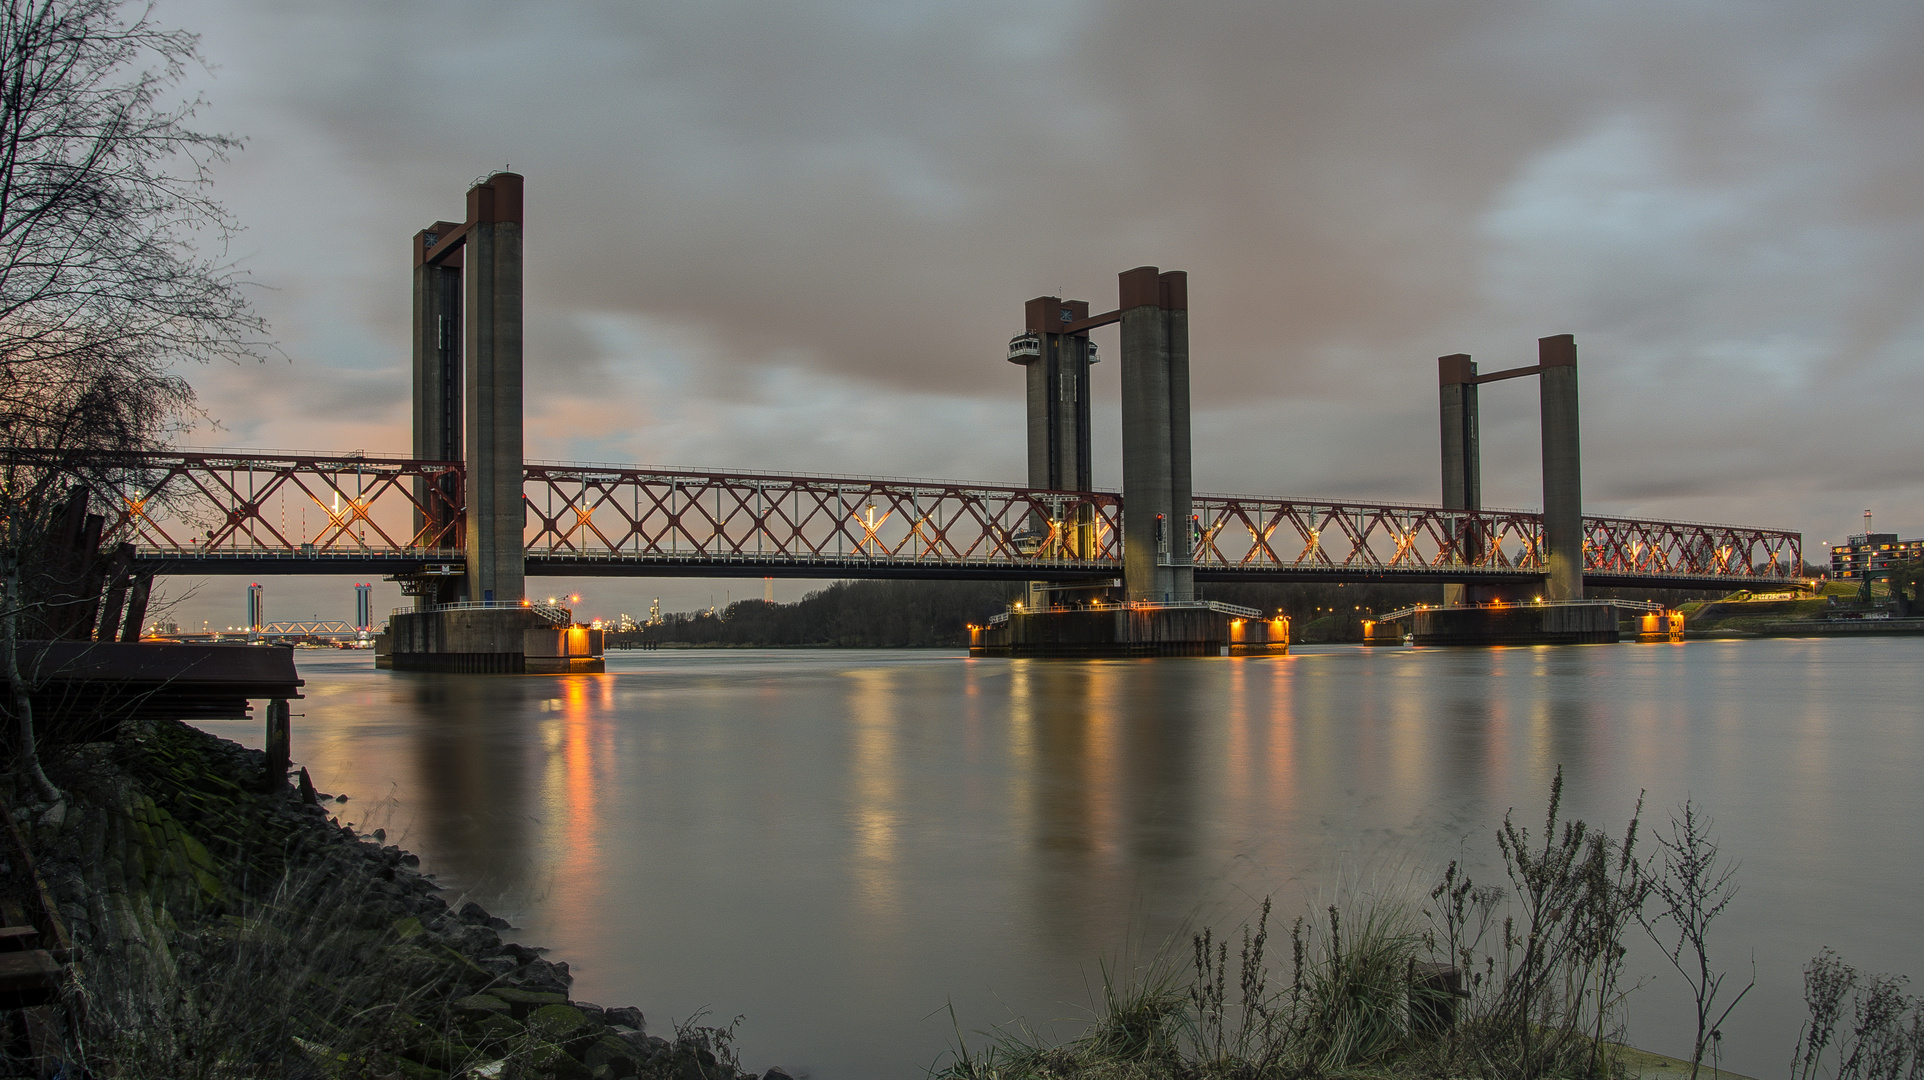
1639, 799, 1753, 1080
1792, 951, 1924, 1080
0, 0, 269, 799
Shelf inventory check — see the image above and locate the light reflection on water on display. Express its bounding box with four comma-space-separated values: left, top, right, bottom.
195, 640, 1924, 1080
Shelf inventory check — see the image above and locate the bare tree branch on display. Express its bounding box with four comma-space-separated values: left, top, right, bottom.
0, 0, 268, 800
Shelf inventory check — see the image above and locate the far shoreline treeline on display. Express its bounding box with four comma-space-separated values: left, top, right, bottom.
607, 579, 1731, 649
603, 580, 1568, 648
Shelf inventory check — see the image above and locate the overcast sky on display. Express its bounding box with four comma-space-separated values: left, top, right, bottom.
152, 0, 1924, 626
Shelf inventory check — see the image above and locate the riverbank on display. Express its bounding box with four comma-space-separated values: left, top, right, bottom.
1686, 617, 1924, 638
7, 717, 791, 1079
1676, 584, 1924, 638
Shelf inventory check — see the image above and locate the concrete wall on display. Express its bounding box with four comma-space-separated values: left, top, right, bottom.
1227, 616, 1289, 651
1022, 325, 1053, 492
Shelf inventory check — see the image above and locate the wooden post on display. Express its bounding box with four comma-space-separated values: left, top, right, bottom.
1411, 962, 1465, 1036
264, 698, 291, 790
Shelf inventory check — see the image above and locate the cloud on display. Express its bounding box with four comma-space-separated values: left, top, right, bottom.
156, 0, 1924, 556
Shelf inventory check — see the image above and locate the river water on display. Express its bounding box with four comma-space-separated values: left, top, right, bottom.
198, 639, 1922, 1080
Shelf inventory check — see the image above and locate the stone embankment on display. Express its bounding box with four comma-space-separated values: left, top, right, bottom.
13, 717, 786, 1080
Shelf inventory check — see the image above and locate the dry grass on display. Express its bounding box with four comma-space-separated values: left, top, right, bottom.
939, 770, 1653, 1080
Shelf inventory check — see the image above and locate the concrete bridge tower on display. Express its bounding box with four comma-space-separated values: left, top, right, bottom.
1119, 266, 1192, 603
410, 219, 463, 596
1014, 295, 1096, 497
409, 172, 524, 605
461, 174, 526, 605
1435, 333, 1583, 604
383, 172, 592, 674
1537, 335, 1582, 601
980, 265, 1248, 655
1010, 294, 1098, 606
1438, 353, 1481, 607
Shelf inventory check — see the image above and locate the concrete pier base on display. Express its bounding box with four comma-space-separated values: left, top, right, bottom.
1634, 611, 1686, 642
1408, 603, 1621, 646
376, 607, 605, 673
1361, 619, 1407, 646
524, 625, 607, 674
969, 603, 1280, 658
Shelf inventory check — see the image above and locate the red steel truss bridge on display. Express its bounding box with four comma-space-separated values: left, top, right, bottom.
33, 448, 1802, 588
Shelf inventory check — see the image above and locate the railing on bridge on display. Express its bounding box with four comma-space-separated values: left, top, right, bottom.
10, 448, 1801, 584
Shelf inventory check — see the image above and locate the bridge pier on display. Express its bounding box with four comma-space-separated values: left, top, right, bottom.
970, 602, 1281, 658
377, 606, 604, 674
1419, 335, 1601, 643
987, 266, 1233, 657
1408, 601, 1618, 645
1436, 334, 1586, 610
382, 172, 601, 674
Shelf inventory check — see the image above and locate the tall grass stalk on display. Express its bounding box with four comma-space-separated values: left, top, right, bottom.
940, 885, 1435, 1079
939, 772, 1661, 1080
70, 864, 489, 1080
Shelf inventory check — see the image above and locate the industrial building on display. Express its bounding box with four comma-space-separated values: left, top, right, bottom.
1831, 533, 1924, 581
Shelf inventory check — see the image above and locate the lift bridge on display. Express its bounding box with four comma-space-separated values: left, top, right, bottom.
5, 171, 1801, 623
24, 447, 1800, 590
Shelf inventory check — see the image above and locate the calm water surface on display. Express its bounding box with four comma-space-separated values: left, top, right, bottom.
198, 640, 1923, 1080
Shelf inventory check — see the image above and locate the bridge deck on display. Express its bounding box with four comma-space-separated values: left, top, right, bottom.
124, 547, 1788, 590
6, 448, 1801, 589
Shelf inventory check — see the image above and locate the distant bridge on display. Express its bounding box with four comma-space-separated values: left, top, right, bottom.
255, 621, 363, 640
30, 447, 1802, 590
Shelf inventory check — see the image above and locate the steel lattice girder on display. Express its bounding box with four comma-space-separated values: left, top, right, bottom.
5, 448, 464, 557
1189, 496, 1800, 581
3, 449, 1800, 582
522, 465, 1122, 567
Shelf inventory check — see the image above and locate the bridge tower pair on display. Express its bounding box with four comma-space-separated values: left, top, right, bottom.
1438, 334, 1583, 604
1012, 267, 1193, 605
411, 172, 525, 605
